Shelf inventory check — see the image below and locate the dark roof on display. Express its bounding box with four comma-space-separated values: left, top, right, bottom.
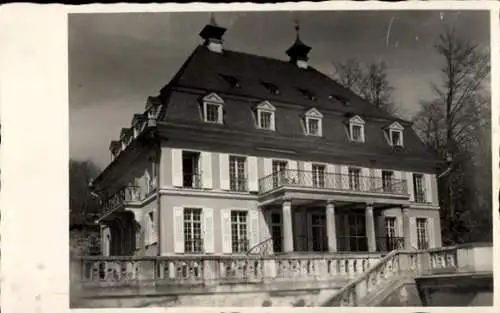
164, 45, 404, 121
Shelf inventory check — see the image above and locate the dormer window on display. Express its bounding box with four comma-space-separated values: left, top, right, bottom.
298, 88, 316, 101
202, 93, 224, 124
261, 81, 280, 95
304, 108, 323, 137
219, 74, 240, 88
348, 115, 365, 142
387, 122, 404, 147
256, 100, 276, 131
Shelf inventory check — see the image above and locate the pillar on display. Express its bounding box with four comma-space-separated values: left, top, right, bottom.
326, 201, 337, 252
401, 205, 411, 250
365, 203, 376, 252
282, 200, 294, 253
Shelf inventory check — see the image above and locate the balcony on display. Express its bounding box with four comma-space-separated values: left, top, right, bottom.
100, 181, 157, 216
258, 170, 408, 196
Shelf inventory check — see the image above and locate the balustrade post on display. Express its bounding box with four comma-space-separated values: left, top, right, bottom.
263, 258, 277, 282
365, 203, 376, 252
203, 259, 217, 286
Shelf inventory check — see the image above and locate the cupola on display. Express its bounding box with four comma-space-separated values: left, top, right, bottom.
285, 20, 311, 69
199, 14, 227, 53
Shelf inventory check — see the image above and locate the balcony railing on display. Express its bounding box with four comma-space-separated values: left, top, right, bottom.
183, 172, 202, 189
258, 170, 407, 196
376, 236, 405, 252
101, 185, 141, 214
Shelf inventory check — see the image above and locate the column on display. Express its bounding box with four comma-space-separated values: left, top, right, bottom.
401, 205, 411, 250
326, 201, 337, 252
281, 200, 294, 253
365, 203, 376, 252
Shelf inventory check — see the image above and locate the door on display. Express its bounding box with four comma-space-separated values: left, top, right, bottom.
309, 212, 327, 252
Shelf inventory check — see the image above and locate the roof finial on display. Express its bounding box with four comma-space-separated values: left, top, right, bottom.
294, 18, 300, 39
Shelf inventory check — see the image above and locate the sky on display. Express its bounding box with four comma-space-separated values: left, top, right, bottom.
68, 10, 490, 170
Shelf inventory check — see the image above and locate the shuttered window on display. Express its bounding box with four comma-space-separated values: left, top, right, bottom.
184, 208, 203, 253
231, 211, 249, 253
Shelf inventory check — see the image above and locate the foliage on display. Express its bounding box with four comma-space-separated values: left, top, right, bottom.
412, 26, 491, 244
69, 159, 101, 226
333, 59, 397, 115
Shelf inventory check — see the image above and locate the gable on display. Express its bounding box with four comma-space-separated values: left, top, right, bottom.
202, 92, 224, 104
256, 100, 275, 111
349, 115, 365, 125
388, 121, 404, 131
304, 107, 323, 118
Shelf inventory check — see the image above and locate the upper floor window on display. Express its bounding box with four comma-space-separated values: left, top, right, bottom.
387, 122, 404, 147
348, 167, 361, 191
229, 156, 247, 192
413, 174, 425, 203
255, 101, 276, 131
382, 170, 394, 193
312, 164, 326, 188
202, 93, 224, 124
348, 115, 365, 143
304, 108, 323, 136
416, 218, 429, 249
261, 81, 280, 95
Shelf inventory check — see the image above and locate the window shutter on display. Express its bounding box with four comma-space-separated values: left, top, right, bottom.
409, 217, 417, 250
294, 210, 305, 251
376, 215, 386, 237
221, 209, 232, 253
263, 158, 272, 176
151, 211, 157, 244
341, 165, 349, 189
173, 207, 185, 253
303, 162, 312, 186
201, 152, 213, 189
247, 156, 258, 192
203, 208, 215, 253
397, 215, 403, 238
287, 159, 298, 183
326, 164, 336, 188
248, 210, 259, 249
361, 168, 370, 191
219, 153, 230, 190
425, 174, 433, 203
261, 210, 272, 240
172, 149, 183, 187
427, 218, 435, 248
406, 172, 414, 201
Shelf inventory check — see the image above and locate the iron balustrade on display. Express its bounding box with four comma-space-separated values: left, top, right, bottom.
375, 236, 405, 252
183, 172, 202, 189
101, 185, 142, 214
336, 235, 369, 253
230, 177, 248, 192
258, 169, 408, 196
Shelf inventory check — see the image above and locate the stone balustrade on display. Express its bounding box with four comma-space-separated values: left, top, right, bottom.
72, 253, 381, 289
323, 242, 493, 306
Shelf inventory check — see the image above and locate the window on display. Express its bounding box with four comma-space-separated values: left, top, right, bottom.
337, 214, 367, 252
229, 156, 247, 192
231, 211, 249, 253
272, 160, 288, 188
184, 208, 203, 253
202, 93, 224, 124
416, 218, 428, 250
256, 100, 276, 131
312, 164, 325, 188
182, 151, 201, 188
382, 171, 394, 193
310, 213, 327, 252
391, 130, 402, 146
144, 212, 156, 246
385, 217, 397, 238
307, 118, 320, 136
348, 115, 365, 142
348, 167, 361, 191
298, 88, 316, 101
259, 111, 273, 129
413, 174, 425, 203
304, 108, 323, 136
387, 122, 404, 147
271, 212, 282, 253
219, 74, 241, 88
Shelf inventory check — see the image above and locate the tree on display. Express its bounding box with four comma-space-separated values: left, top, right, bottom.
333, 59, 397, 115
412, 26, 491, 244
69, 159, 101, 226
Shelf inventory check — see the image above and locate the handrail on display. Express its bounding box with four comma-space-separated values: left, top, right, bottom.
246, 237, 274, 256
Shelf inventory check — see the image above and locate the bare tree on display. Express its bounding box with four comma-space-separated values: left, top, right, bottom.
333, 59, 397, 115
69, 159, 101, 226
412, 27, 491, 244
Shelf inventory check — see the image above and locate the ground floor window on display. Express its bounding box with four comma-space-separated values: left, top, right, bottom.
271, 212, 282, 253
231, 210, 249, 253
184, 208, 203, 253
337, 214, 367, 252
416, 218, 428, 250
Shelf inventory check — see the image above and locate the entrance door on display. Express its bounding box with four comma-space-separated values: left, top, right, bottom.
347, 214, 367, 252
307, 212, 327, 252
